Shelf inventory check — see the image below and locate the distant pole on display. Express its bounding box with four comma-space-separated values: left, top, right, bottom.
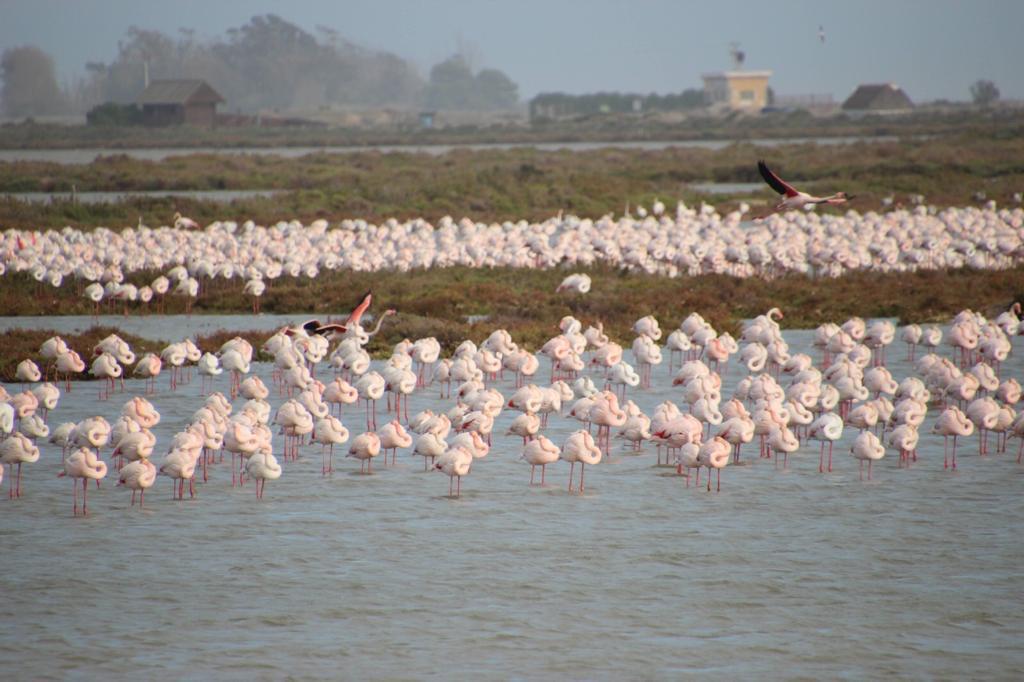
144, 61, 150, 89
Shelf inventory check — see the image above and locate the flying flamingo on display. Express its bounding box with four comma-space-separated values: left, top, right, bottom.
756, 160, 852, 217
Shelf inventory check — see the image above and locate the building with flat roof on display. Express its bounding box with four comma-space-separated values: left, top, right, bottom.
701, 71, 772, 111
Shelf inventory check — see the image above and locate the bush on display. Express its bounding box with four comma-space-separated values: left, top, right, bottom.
86, 102, 142, 126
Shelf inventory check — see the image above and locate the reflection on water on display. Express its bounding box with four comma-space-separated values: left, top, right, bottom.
0, 320, 1021, 677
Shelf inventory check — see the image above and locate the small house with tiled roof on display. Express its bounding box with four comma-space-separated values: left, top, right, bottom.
136, 80, 224, 127
842, 83, 913, 114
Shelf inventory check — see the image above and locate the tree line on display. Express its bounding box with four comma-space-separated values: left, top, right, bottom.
0, 14, 520, 118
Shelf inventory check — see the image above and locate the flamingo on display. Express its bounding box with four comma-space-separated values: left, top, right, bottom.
934, 405, 975, 470
697, 436, 730, 492
435, 445, 473, 497
888, 424, 920, 468
759, 414, 797, 464
133, 353, 162, 395
347, 431, 381, 474
117, 457, 156, 507
556, 273, 592, 294
521, 435, 560, 485
173, 211, 200, 229
1, 432, 40, 498
15, 359, 41, 384
756, 160, 852, 217
807, 412, 844, 473
561, 429, 603, 493
197, 353, 222, 394
54, 349, 86, 391
245, 448, 282, 499
377, 419, 412, 466
89, 352, 122, 400
312, 415, 350, 474
59, 447, 108, 515
851, 431, 885, 480
413, 431, 447, 471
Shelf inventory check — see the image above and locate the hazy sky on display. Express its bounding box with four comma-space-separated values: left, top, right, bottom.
1, 0, 1021, 103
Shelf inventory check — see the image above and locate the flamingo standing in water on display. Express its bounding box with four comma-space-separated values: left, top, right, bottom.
245, 448, 282, 499
561, 429, 603, 493
118, 457, 156, 507
348, 431, 382, 474
60, 447, 108, 515
133, 353, 162, 395
756, 160, 852, 217
851, 431, 885, 480
697, 436, 731, 492
1, 432, 40, 498
521, 434, 560, 485
312, 415, 349, 475
933, 406, 974, 470
435, 445, 473, 497
807, 412, 844, 472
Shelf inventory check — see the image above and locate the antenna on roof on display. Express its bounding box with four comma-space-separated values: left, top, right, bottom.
729, 42, 745, 70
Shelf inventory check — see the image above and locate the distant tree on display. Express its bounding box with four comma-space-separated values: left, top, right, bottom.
80, 15, 426, 114
0, 45, 68, 116
970, 79, 999, 106
425, 55, 477, 110
475, 68, 519, 110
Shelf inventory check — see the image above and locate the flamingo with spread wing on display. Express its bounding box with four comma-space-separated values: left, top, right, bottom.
756, 160, 852, 217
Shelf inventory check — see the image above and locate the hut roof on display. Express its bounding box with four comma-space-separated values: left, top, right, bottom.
136, 80, 224, 106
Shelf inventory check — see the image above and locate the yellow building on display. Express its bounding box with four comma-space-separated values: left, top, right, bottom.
701, 71, 772, 111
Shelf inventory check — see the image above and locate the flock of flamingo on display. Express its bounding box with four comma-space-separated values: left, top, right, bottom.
1, 198, 1023, 317
3, 279, 1024, 513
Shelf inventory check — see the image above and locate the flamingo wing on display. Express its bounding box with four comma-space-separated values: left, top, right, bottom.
345, 290, 373, 327
314, 323, 347, 336
757, 160, 800, 198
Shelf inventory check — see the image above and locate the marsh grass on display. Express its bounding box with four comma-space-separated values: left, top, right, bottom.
2, 130, 1024, 230
0, 326, 165, 384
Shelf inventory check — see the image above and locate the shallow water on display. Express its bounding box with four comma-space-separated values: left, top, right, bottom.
1, 322, 1022, 678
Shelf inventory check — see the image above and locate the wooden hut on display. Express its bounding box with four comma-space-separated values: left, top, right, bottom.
136, 80, 224, 127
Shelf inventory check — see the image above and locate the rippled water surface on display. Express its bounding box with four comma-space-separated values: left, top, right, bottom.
1, 319, 1022, 678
